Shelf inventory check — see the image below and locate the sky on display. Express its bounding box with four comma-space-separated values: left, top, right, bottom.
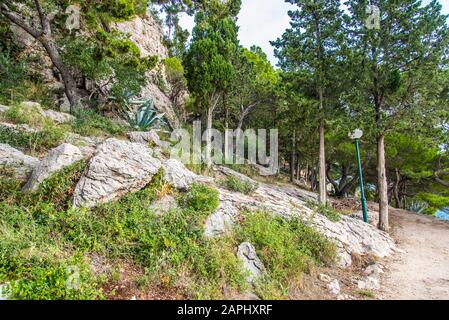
179, 0, 449, 66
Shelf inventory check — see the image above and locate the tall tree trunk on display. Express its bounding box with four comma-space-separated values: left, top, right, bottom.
205, 106, 213, 170
0, 1, 81, 112
290, 129, 296, 182
319, 118, 327, 204
41, 38, 81, 112
393, 168, 401, 208
377, 135, 389, 231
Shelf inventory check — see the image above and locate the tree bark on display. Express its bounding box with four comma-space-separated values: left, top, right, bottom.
393, 168, 401, 208
290, 129, 296, 182
318, 118, 327, 204
0, 1, 81, 112
377, 135, 389, 231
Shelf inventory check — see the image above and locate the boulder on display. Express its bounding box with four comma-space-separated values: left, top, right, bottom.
0, 143, 39, 179
237, 242, 266, 283
0, 104, 9, 113
328, 279, 341, 296
162, 159, 197, 190
149, 195, 179, 216
72, 138, 161, 208
127, 130, 170, 148
364, 264, 384, 277
319, 273, 332, 283
358, 277, 380, 290
41, 109, 74, 124
23, 143, 84, 192
204, 202, 238, 238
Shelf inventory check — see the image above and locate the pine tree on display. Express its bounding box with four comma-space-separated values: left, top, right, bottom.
344, 0, 449, 231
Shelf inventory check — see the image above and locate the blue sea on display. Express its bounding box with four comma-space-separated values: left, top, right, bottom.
436, 207, 449, 221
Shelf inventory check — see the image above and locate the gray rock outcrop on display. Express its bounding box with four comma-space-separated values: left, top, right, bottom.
23, 143, 84, 192
72, 138, 161, 208
204, 201, 238, 238
162, 159, 197, 190
0, 143, 39, 179
237, 242, 266, 283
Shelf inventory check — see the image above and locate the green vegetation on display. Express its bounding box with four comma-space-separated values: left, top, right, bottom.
415, 193, 449, 216
179, 183, 219, 214
220, 175, 258, 195
0, 123, 66, 153
70, 109, 127, 137
237, 212, 336, 299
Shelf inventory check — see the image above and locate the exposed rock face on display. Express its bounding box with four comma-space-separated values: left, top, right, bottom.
204, 201, 238, 238
328, 279, 341, 296
162, 159, 197, 190
23, 143, 84, 192
237, 242, 266, 283
149, 195, 179, 216
72, 138, 161, 208
114, 15, 180, 129
128, 130, 170, 148
0, 102, 74, 124
41, 109, 74, 124
0, 143, 39, 179
215, 167, 396, 267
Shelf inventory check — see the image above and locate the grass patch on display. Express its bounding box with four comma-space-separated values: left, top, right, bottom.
179, 183, 219, 214
220, 175, 258, 195
236, 211, 336, 299
357, 289, 375, 299
70, 109, 127, 137
306, 202, 341, 222
1, 103, 47, 127
0, 123, 66, 153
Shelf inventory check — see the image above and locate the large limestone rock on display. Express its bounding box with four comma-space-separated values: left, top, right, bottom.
114, 14, 180, 129
0, 143, 39, 179
72, 138, 161, 208
237, 242, 266, 283
215, 167, 396, 267
23, 143, 84, 192
127, 130, 170, 148
162, 159, 197, 190
204, 202, 238, 238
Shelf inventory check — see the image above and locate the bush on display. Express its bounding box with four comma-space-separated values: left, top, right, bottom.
70, 109, 126, 137
0, 123, 66, 153
179, 183, 219, 214
220, 175, 258, 195
0, 203, 103, 300
2, 103, 47, 127
316, 204, 341, 222
237, 211, 336, 299
414, 193, 449, 215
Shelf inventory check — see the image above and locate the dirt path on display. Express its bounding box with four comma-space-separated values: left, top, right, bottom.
379, 208, 449, 300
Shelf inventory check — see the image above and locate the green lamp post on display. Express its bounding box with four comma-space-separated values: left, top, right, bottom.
349, 129, 369, 223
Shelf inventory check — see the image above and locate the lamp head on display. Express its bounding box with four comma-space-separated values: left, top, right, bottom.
349, 129, 363, 140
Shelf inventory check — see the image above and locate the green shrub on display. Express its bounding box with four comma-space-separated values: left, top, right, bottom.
0, 123, 66, 153
32, 160, 87, 211
70, 109, 127, 137
0, 203, 102, 300
237, 211, 336, 299
2, 103, 47, 127
316, 204, 341, 222
414, 193, 449, 215
179, 183, 220, 214
220, 175, 258, 195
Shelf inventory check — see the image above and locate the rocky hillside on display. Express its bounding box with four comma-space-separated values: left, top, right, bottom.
0, 101, 397, 300
7, 12, 180, 129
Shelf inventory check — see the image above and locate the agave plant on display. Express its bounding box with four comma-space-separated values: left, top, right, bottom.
406, 200, 429, 214
126, 99, 167, 130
